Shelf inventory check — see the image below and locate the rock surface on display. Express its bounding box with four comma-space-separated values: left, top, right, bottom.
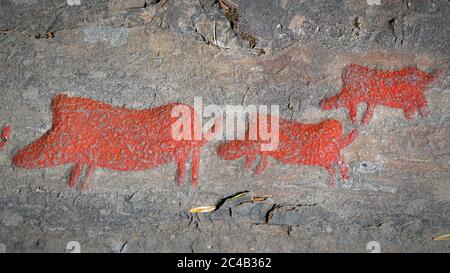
0, 0, 449, 252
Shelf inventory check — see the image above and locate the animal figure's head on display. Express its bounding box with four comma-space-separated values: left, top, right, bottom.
320, 85, 357, 111
320, 95, 340, 110
13, 130, 63, 169
0, 126, 11, 151
414, 68, 441, 86
322, 63, 370, 111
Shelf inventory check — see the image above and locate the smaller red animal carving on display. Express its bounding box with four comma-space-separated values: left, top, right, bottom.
217, 116, 358, 187
13, 94, 218, 190
0, 125, 11, 151
321, 64, 438, 124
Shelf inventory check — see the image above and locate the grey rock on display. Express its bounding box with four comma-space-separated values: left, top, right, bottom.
0, 0, 448, 253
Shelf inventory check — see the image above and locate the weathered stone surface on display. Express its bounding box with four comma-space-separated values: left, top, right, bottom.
0, 0, 449, 252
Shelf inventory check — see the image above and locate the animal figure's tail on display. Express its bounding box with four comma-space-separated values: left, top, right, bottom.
340, 129, 359, 149
190, 116, 223, 188
0, 125, 11, 150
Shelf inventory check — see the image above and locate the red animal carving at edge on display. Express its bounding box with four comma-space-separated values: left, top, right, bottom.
217, 116, 358, 188
0, 125, 11, 151
321, 64, 438, 124
13, 94, 218, 190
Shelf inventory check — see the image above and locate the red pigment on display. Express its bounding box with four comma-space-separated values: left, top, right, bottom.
13, 94, 211, 190
321, 64, 438, 124
0, 125, 11, 151
217, 116, 358, 187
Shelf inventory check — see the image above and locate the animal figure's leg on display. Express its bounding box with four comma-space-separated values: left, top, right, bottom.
417, 95, 429, 117
80, 165, 95, 191
325, 164, 337, 188
176, 155, 187, 186
191, 146, 201, 188
337, 155, 350, 181
244, 154, 256, 171
403, 107, 416, 120
348, 103, 358, 123
419, 104, 429, 117
255, 154, 269, 175
361, 103, 376, 125
340, 129, 359, 148
68, 163, 84, 188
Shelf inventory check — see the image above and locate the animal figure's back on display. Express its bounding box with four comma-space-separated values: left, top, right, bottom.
13, 94, 197, 171
275, 119, 344, 166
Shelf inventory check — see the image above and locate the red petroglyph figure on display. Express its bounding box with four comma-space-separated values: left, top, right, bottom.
217, 116, 358, 187
321, 64, 438, 124
0, 125, 11, 151
13, 94, 215, 190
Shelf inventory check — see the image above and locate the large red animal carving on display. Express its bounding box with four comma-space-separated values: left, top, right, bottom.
0, 125, 11, 151
321, 64, 438, 124
13, 94, 216, 190
217, 116, 358, 187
